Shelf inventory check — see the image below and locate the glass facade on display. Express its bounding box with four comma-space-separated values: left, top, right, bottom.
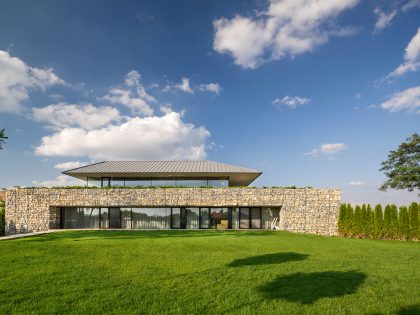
93, 177, 229, 187
61, 207, 275, 230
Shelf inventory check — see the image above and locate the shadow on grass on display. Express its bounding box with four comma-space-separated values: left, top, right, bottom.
259, 271, 366, 304
228, 252, 309, 267
397, 304, 420, 315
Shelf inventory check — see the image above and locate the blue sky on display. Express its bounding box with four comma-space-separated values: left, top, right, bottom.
0, 0, 419, 205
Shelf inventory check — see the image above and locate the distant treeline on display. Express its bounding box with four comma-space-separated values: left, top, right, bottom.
338, 203, 419, 241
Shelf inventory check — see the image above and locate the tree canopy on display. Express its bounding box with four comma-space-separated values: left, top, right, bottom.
0, 129, 7, 150
380, 133, 420, 193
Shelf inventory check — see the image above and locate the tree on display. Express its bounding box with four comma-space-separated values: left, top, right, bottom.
338, 204, 346, 235
408, 202, 419, 240
361, 204, 368, 237
379, 133, 420, 193
383, 205, 392, 239
374, 204, 383, 239
366, 204, 374, 238
399, 206, 409, 240
389, 204, 399, 239
345, 204, 354, 236
0, 129, 7, 150
353, 205, 362, 237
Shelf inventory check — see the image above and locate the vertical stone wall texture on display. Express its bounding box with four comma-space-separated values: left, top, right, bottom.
5, 187, 341, 236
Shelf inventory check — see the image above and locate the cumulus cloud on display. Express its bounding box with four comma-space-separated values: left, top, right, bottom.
349, 180, 364, 186
0, 50, 63, 113
272, 95, 311, 108
103, 70, 155, 116
175, 78, 194, 94
54, 161, 88, 171
373, 7, 397, 33
32, 103, 121, 130
34, 111, 210, 160
198, 83, 222, 95
32, 175, 84, 187
385, 28, 420, 79
379, 86, 420, 113
304, 143, 347, 157
213, 0, 359, 69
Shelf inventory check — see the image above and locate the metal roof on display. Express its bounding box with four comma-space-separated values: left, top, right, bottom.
63, 160, 262, 186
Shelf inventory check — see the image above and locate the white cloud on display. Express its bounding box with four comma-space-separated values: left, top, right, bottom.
272, 95, 311, 108
305, 143, 347, 157
355, 93, 362, 99
32, 103, 121, 130
54, 161, 87, 171
385, 28, 420, 79
103, 70, 155, 116
0, 50, 63, 113
213, 0, 359, 69
402, 0, 420, 11
175, 78, 194, 94
32, 174, 84, 187
379, 86, 420, 113
198, 83, 222, 95
373, 7, 397, 33
348, 180, 364, 186
34, 111, 210, 161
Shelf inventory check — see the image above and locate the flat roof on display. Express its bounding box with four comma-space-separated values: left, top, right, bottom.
63, 160, 262, 186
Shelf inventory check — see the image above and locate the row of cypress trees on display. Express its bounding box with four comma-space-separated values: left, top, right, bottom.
0, 200, 4, 236
338, 202, 419, 240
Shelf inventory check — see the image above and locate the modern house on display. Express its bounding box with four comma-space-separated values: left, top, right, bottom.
4, 160, 341, 235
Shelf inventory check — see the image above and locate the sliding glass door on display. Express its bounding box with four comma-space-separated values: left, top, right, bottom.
239, 207, 262, 229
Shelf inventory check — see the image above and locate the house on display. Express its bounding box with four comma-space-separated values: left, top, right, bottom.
4, 160, 341, 235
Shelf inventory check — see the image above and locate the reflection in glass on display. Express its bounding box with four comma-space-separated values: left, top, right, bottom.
210, 208, 229, 229
240, 208, 250, 229
262, 207, 280, 229
200, 208, 210, 229
231, 207, 239, 229
63, 207, 100, 228
251, 208, 261, 229
186, 208, 199, 229
87, 178, 101, 187
111, 179, 125, 187
101, 208, 109, 228
121, 208, 132, 229
124, 179, 152, 187
132, 208, 171, 229
171, 208, 181, 228
208, 179, 228, 187
176, 179, 207, 187
151, 179, 176, 186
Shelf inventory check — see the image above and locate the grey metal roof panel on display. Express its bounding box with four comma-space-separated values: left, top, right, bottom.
63, 160, 261, 174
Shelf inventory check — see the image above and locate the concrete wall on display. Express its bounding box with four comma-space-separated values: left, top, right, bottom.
5, 187, 341, 236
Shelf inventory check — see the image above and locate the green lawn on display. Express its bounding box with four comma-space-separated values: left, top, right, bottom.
0, 231, 419, 315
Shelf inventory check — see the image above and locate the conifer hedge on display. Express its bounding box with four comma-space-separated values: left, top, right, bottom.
338, 202, 419, 241
0, 200, 4, 236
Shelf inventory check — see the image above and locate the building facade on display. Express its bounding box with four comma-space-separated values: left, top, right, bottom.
4, 161, 341, 236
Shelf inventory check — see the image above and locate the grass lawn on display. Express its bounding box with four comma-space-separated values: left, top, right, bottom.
0, 231, 419, 315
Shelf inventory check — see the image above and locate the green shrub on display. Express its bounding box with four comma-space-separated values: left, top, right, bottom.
373, 204, 383, 239
353, 205, 362, 237
389, 205, 399, 239
399, 206, 410, 240
383, 205, 392, 239
366, 204, 374, 238
0, 200, 4, 236
338, 204, 346, 235
408, 202, 419, 240
345, 204, 354, 236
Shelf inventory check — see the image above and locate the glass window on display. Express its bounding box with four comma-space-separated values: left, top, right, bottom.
101, 208, 109, 228
63, 207, 78, 228
200, 208, 210, 229
231, 207, 239, 229
176, 179, 207, 187
208, 179, 229, 187
111, 179, 125, 187
124, 179, 152, 187
210, 208, 229, 229
63, 207, 100, 229
132, 208, 171, 229
262, 207, 280, 229
101, 178, 110, 187
121, 208, 132, 229
251, 208, 261, 229
171, 208, 181, 229
151, 179, 176, 187
240, 208, 250, 229
87, 178, 101, 187
186, 208, 199, 229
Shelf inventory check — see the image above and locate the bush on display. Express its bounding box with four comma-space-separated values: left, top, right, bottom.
408, 202, 419, 240
383, 205, 392, 239
399, 206, 409, 240
0, 200, 4, 236
353, 205, 362, 237
373, 204, 383, 239
366, 204, 374, 238
389, 205, 399, 239
345, 204, 354, 236
338, 204, 346, 235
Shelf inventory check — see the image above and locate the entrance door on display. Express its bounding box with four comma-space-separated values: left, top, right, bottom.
109, 208, 121, 228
